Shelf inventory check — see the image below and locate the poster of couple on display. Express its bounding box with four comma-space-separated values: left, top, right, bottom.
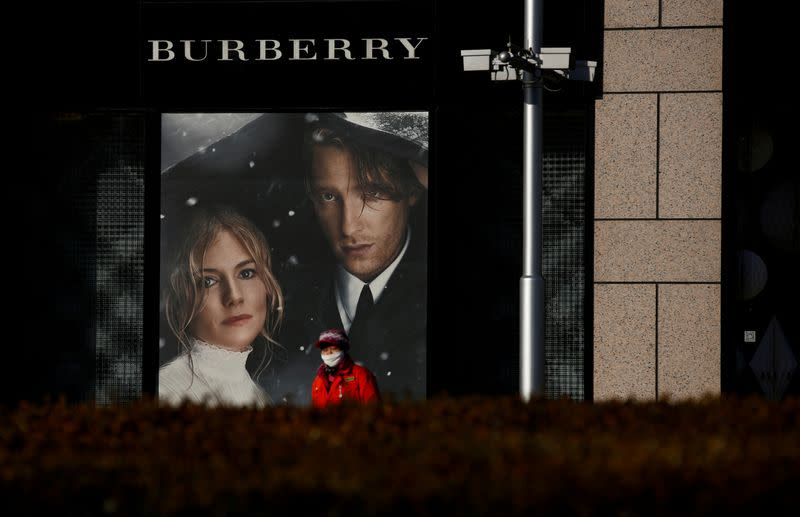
158, 112, 428, 408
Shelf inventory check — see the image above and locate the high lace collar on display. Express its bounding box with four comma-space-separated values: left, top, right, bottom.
189, 338, 254, 381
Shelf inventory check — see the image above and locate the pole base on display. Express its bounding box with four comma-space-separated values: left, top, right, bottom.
520, 275, 545, 401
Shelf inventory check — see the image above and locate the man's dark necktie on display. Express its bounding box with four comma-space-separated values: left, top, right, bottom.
348, 283, 374, 351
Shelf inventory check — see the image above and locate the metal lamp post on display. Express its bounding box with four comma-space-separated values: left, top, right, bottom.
461, 0, 596, 401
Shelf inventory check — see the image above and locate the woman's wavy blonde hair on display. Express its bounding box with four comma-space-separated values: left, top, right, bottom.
164, 206, 284, 383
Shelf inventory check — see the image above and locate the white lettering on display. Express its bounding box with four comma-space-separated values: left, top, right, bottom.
146, 36, 431, 62
220, 40, 248, 61
256, 39, 282, 60
148, 40, 175, 61
181, 40, 211, 62
324, 39, 354, 61
395, 37, 427, 59
290, 39, 317, 60
363, 38, 393, 60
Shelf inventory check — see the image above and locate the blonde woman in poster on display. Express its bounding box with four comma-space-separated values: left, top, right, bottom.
159, 206, 284, 407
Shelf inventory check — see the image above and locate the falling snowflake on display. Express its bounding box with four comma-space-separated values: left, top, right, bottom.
299, 346, 305, 351
160, 214, 165, 220
288, 255, 299, 265
380, 352, 389, 360
249, 161, 255, 168
211, 147, 216, 152
186, 197, 198, 206
386, 371, 392, 376
272, 219, 281, 228
288, 210, 295, 217
159, 338, 166, 349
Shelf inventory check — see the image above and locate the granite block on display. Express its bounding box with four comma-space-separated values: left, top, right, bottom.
659, 93, 722, 218
604, 29, 723, 92
594, 284, 657, 401
595, 94, 658, 218
658, 284, 721, 400
594, 220, 720, 282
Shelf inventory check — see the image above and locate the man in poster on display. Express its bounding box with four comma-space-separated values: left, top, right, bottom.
285, 112, 428, 401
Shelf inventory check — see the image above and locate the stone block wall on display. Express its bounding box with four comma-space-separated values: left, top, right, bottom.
594, 0, 723, 400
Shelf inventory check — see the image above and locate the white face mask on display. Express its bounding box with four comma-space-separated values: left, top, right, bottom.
322, 350, 344, 367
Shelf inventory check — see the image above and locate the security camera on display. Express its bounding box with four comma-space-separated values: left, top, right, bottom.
461, 46, 596, 83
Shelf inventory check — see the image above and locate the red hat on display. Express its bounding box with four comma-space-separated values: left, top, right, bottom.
314, 328, 350, 351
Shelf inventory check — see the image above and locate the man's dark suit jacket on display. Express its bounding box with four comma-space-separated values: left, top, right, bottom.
256, 232, 427, 405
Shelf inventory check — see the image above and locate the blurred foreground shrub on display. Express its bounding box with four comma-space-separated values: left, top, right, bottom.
1, 395, 799, 515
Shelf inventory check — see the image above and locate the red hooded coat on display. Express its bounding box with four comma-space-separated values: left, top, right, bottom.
311, 355, 380, 408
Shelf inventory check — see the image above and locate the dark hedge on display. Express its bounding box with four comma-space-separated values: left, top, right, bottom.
2, 395, 799, 515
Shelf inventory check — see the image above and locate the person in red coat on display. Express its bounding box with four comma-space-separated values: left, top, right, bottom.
311, 328, 380, 408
